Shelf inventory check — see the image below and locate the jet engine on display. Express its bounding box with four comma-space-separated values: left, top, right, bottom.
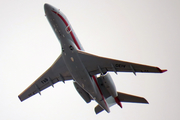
97, 73, 117, 98
73, 82, 92, 103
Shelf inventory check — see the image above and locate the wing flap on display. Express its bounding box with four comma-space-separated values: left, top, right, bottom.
77, 50, 167, 76
18, 54, 72, 102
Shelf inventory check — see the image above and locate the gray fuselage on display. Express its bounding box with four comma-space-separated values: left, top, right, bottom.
44, 3, 110, 112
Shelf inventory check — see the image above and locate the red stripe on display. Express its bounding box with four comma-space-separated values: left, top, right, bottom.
52, 10, 108, 108
157, 67, 167, 73
52, 11, 81, 50
92, 76, 108, 108
114, 97, 123, 108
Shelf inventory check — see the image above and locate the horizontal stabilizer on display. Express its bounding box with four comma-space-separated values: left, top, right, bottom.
94, 92, 148, 114
118, 92, 149, 104
95, 105, 104, 114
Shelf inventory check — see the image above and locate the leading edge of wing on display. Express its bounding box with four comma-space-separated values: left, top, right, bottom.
77, 50, 167, 76
18, 54, 72, 102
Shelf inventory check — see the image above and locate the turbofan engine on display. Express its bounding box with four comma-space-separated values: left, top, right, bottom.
97, 73, 123, 108
73, 81, 92, 103
97, 73, 117, 98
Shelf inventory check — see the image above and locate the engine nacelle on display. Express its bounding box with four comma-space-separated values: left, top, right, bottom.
98, 73, 117, 98
73, 82, 92, 103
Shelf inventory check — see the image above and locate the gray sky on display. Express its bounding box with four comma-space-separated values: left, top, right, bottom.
1, 0, 180, 119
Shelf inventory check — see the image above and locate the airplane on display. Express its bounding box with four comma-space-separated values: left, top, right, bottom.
18, 3, 167, 114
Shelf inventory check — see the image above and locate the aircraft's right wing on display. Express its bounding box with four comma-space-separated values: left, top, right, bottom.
77, 50, 167, 76
18, 54, 72, 102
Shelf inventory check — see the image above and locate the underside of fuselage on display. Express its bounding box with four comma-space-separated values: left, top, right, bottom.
44, 3, 110, 113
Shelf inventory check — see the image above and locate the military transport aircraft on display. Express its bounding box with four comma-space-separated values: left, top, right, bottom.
18, 3, 167, 114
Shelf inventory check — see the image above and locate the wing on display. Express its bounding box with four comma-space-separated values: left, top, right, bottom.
77, 50, 167, 76
18, 54, 72, 102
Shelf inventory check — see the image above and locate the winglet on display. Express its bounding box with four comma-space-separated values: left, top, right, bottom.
161, 69, 167, 73
157, 68, 167, 73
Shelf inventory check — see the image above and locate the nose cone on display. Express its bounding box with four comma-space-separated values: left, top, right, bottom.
44, 3, 53, 13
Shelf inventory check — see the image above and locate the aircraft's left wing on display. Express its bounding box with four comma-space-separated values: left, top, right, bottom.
18, 54, 72, 102
77, 50, 167, 76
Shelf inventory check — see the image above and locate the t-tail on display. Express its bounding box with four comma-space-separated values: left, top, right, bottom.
95, 91, 148, 114
94, 73, 148, 114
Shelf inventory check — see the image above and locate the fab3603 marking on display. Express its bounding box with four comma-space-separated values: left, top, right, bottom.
115, 64, 126, 68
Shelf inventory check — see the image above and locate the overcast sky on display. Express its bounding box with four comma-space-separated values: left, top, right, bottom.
1, 0, 180, 120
